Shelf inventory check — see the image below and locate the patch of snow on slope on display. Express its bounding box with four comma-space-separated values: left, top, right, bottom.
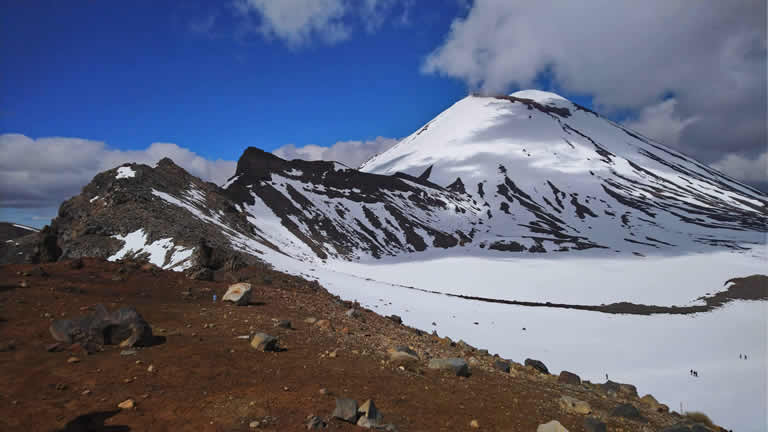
107, 228, 193, 270
510, 89, 569, 103
89, 196, 100, 203
12, 224, 39, 232
185, 184, 206, 205
115, 166, 136, 179
222, 174, 241, 189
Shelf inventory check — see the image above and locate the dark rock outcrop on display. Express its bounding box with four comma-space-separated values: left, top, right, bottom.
525, 358, 549, 374
49, 304, 154, 348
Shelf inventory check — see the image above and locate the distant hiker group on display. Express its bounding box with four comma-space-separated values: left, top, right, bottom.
689, 369, 699, 377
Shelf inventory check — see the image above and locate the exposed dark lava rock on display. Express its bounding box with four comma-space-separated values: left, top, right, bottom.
49, 304, 154, 348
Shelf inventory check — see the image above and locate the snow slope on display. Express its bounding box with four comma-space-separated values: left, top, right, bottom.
361, 92, 766, 255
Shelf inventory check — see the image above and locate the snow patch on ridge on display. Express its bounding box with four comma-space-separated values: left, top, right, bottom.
107, 228, 193, 270
116, 166, 136, 179
12, 223, 39, 232
510, 89, 569, 103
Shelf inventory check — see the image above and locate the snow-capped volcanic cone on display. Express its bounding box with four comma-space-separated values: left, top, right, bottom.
360, 90, 767, 254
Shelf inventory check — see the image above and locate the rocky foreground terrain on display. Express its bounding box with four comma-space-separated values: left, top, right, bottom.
0, 258, 725, 432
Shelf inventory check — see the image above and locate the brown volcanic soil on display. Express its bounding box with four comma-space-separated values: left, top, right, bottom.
0, 259, 705, 432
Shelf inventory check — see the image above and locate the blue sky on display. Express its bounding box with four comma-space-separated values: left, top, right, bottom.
1, 1, 765, 227
2, 1, 467, 161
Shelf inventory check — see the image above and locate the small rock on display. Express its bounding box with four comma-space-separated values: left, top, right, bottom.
610, 403, 643, 421
537, 420, 569, 432
0, 340, 16, 352
223, 282, 252, 306
387, 346, 419, 367
120, 349, 137, 356
600, 380, 637, 397
250, 333, 279, 352
249, 420, 260, 428
558, 371, 581, 386
345, 308, 361, 318
525, 358, 549, 374
583, 417, 607, 432
118, 399, 135, 410
319, 388, 329, 395
306, 415, 326, 429
46, 343, 65, 352
493, 359, 510, 373
387, 315, 402, 325
559, 395, 591, 415
275, 320, 292, 329
304, 317, 318, 324
67, 356, 81, 364
331, 398, 358, 423
147, 364, 155, 373
640, 394, 669, 412
81, 389, 92, 396
315, 320, 333, 330
428, 358, 470, 377
19, 280, 29, 288
470, 419, 480, 428
357, 399, 383, 428
328, 350, 338, 358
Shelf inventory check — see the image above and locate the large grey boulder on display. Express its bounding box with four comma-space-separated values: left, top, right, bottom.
583, 417, 607, 432
600, 380, 638, 397
331, 398, 358, 423
223, 282, 252, 305
250, 333, 279, 352
559, 395, 591, 415
537, 420, 569, 432
558, 371, 581, 386
428, 358, 470, 377
525, 358, 550, 374
49, 304, 153, 348
493, 359, 511, 373
356, 399, 383, 428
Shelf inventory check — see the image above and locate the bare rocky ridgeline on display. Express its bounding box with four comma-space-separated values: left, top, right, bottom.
0, 258, 730, 431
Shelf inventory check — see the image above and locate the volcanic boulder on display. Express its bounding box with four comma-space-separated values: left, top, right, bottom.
49, 304, 153, 348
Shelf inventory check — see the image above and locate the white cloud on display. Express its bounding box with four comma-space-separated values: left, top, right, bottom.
0, 134, 236, 208
232, 0, 403, 46
711, 151, 768, 183
273, 136, 399, 168
234, 0, 349, 45
624, 99, 698, 148
422, 0, 766, 165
